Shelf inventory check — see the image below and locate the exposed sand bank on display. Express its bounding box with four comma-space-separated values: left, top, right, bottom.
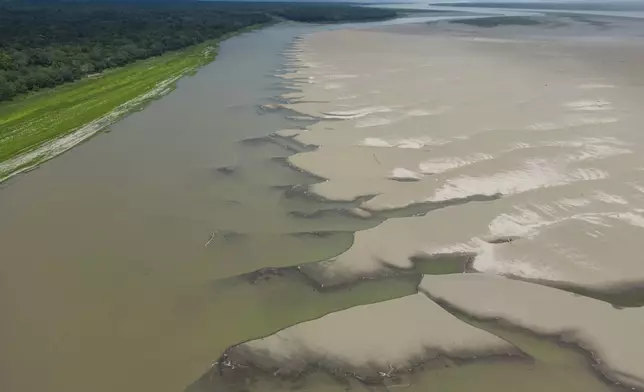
278, 16, 644, 297
222, 14, 644, 391
222, 293, 520, 379
284, 23, 644, 211
420, 274, 644, 389
186, 13, 644, 392
299, 173, 644, 290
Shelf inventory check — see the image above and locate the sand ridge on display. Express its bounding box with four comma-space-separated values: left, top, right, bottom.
214, 15, 644, 391
419, 274, 644, 389
223, 293, 521, 378
280, 16, 644, 294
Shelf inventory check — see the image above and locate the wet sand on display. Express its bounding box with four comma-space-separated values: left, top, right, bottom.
225, 293, 519, 378
420, 274, 644, 388
0, 25, 387, 392
225, 13, 644, 391
1, 17, 497, 392
192, 281, 629, 392
283, 16, 644, 293
3, 13, 644, 392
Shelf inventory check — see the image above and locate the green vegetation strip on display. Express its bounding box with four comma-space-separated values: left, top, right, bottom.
0, 25, 265, 180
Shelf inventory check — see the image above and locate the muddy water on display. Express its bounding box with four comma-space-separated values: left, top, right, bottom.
0, 19, 630, 392
195, 16, 639, 392
0, 24, 382, 392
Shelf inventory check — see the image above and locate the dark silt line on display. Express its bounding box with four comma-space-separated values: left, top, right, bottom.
423, 296, 636, 392
189, 269, 423, 391
503, 275, 644, 308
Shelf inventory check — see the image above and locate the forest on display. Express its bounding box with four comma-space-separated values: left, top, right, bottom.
0, 1, 397, 101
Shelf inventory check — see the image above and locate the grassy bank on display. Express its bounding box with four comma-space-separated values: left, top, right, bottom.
0, 23, 267, 181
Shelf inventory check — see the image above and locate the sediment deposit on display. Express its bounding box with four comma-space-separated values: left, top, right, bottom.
224, 293, 520, 378
214, 14, 644, 391
420, 274, 644, 389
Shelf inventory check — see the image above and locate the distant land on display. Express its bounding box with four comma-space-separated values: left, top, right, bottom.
0, 0, 399, 180
435, 1, 644, 11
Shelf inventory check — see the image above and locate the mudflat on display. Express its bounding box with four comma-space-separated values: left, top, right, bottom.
224, 293, 519, 377
283, 15, 644, 296
215, 13, 644, 391
420, 274, 644, 389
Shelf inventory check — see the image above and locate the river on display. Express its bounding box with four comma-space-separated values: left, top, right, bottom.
0, 15, 632, 392
0, 18, 457, 392
0, 23, 343, 392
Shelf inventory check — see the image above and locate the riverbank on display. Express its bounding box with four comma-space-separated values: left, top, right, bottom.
0, 23, 268, 183
0, 23, 396, 392
3, 10, 642, 392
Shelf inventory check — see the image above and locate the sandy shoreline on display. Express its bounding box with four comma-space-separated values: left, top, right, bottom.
218, 14, 644, 390
224, 293, 520, 379
420, 274, 644, 389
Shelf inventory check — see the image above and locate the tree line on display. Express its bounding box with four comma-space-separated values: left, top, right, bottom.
0, 1, 397, 101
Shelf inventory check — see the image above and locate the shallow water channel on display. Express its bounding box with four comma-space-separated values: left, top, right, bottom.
0, 21, 627, 392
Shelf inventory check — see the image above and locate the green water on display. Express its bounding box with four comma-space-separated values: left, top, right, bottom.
189, 313, 626, 392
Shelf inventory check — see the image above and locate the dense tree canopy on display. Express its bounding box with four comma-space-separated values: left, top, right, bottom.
0, 1, 397, 101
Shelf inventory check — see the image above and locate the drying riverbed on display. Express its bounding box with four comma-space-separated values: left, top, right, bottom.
196, 13, 644, 392
0, 18, 479, 392
0, 24, 382, 392
2, 13, 643, 392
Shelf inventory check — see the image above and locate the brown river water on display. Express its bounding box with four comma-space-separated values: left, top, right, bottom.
0, 21, 628, 392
